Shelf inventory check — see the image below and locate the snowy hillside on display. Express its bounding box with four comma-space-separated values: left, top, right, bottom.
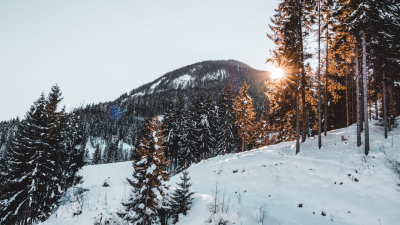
41, 119, 400, 225
120, 60, 267, 102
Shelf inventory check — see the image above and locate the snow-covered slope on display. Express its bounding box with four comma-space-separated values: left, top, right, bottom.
42, 119, 400, 225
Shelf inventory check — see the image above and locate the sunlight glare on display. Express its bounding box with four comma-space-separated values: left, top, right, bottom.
270, 66, 284, 80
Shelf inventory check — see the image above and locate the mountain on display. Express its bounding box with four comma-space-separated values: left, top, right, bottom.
72, 60, 270, 148
116, 59, 269, 116
41, 118, 400, 225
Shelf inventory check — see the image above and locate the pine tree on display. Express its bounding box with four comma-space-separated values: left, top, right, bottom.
178, 107, 199, 172
117, 141, 124, 162
119, 116, 169, 224
194, 94, 214, 160
0, 94, 47, 224
233, 82, 256, 152
170, 170, 194, 224
163, 100, 182, 172
254, 118, 270, 147
93, 144, 102, 164
0, 86, 85, 224
59, 111, 85, 189
216, 84, 237, 154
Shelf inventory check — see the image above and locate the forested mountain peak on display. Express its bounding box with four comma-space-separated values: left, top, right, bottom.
116, 59, 268, 103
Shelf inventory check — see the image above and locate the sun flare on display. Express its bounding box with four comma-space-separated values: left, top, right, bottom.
270, 66, 284, 80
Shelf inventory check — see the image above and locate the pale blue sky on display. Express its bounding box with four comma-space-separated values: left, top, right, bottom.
0, 0, 278, 121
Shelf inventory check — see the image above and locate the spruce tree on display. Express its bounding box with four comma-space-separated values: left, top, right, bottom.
216, 84, 237, 154
163, 100, 182, 171
0, 86, 85, 224
233, 82, 256, 152
93, 144, 102, 164
59, 111, 85, 189
0, 94, 47, 224
194, 94, 214, 160
178, 107, 198, 172
170, 170, 194, 224
120, 116, 169, 224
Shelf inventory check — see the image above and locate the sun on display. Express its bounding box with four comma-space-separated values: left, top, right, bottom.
270, 66, 285, 80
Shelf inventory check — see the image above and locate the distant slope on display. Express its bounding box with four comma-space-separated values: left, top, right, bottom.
123, 60, 267, 100
74, 60, 269, 148
115, 60, 269, 116
42, 118, 400, 225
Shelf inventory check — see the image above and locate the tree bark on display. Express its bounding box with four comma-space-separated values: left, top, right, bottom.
360, 66, 363, 132
346, 69, 350, 126
317, 0, 322, 149
324, 28, 329, 135
352, 73, 356, 124
298, 0, 307, 143
383, 70, 388, 139
389, 81, 394, 129
296, 87, 300, 154
362, 30, 369, 155
356, 45, 361, 147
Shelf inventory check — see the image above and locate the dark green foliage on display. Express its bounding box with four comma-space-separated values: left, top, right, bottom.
0, 85, 85, 224
170, 170, 194, 224
216, 84, 238, 154
119, 116, 169, 224
92, 144, 102, 164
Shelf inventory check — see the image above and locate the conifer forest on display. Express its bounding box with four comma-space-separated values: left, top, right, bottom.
1, 0, 400, 225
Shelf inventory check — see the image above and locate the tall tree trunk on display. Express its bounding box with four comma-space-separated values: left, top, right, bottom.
383, 70, 388, 139
296, 87, 300, 154
360, 67, 364, 132
375, 99, 378, 119
242, 136, 245, 152
324, 28, 329, 135
317, 0, 322, 149
362, 30, 369, 155
356, 45, 361, 147
300, 24, 307, 144
352, 73, 356, 124
389, 81, 394, 130
346, 69, 350, 126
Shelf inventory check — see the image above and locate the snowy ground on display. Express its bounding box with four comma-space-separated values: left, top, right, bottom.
41, 119, 400, 225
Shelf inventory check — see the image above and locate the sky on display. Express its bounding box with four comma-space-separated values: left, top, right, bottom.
0, 0, 279, 121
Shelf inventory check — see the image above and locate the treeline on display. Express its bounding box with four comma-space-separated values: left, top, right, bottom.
163, 83, 270, 173
0, 85, 86, 225
267, 0, 400, 154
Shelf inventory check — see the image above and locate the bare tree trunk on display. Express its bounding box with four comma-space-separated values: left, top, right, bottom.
307, 107, 310, 138
317, 0, 322, 149
346, 69, 350, 126
360, 67, 364, 132
298, 1, 307, 143
362, 30, 369, 155
356, 45, 361, 147
242, 136, 245, 152
352, 73, 356, 124
389, 81, 394, 130
375, 99, 378, 119
296, 87, 300, 154
324, 28, 329, 135
383, 70, 388, 139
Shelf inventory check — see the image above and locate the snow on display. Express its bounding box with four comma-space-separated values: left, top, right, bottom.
201, 69, 227, 81
85, 138, 133, 158
132, 91, 145, 97
172, 74, 193, 88
149, 78, 164, 93
41, 118, 400, 225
